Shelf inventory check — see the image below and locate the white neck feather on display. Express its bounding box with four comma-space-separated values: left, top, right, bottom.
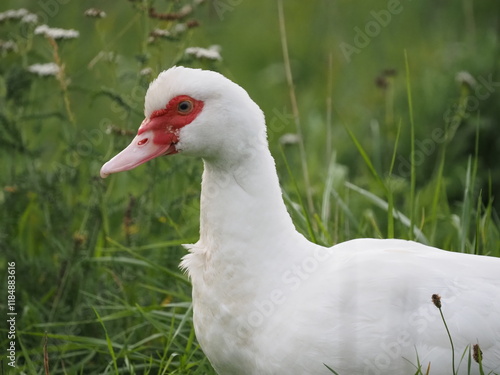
180, 137, 306, 285
199, 145, 297, 251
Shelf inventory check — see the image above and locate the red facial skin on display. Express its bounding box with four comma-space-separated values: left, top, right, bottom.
99, 95, 204, 178
138, 95, 204, 151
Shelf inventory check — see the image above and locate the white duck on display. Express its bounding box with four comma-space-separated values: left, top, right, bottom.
100, 66, 500, 375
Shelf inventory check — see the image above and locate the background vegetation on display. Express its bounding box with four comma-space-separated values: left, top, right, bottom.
1, 0, 499, 373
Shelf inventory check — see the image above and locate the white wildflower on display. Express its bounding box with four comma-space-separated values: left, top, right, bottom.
0, 8, 29, 22
178, 4, 193, 17
34, 24, 48, 34
173, 23, 187, 34
279, 133, 301, 145
9, 8, 29, 18
0, 40, 18, 53
84, 8, 106, 18
35, 24, 79, 40
455, 71, 477, 88
150, 28, 171, 38
28, 62, 60, 76
185, 45, 222, 61
21, 13, 38, 24
140, 67, 153, 76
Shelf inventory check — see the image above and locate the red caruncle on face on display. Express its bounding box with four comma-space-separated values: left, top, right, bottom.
138, 94, 204, 147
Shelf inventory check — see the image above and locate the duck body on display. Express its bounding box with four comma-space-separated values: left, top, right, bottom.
182, 149, 500, 375
100, 66, 500, 374
188, 236, 500, 374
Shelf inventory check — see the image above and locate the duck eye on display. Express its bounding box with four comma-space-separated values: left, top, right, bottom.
177, 100, 193, 114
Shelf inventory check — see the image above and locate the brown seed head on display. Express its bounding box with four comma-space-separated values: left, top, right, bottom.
383, 68, 397, 77
73, 232, 87, 248
431, 294, 442, 309
473, 344, 483, 363
375, 75, 388, 89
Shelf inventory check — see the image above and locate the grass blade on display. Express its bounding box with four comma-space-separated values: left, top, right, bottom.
93, 307, 119, 374
280, 146, 317, 242
460, 157, 473, 252
324, 363, 341, 374
342, 124, 384, 188
277, 0, 314, 216
345, 182, 428, 244
404, 50, 416, 240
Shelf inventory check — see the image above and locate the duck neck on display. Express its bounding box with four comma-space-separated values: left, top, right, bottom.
198, 145, 298, 251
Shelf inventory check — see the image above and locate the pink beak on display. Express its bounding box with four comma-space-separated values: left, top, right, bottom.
100, 128, 177, 179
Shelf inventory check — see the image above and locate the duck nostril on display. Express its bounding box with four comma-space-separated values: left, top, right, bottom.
138, 138, 148, 146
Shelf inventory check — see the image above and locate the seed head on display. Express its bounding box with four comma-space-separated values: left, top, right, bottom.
431, 294, 442, 309
473, 344, 483, 363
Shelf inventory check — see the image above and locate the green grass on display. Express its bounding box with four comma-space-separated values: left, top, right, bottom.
1, 0, 500, 373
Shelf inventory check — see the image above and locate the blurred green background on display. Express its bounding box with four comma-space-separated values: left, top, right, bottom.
1, 0, 500, 373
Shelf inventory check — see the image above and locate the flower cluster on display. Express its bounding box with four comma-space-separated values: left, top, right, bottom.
84, 8, 107, 19
35, 24, 79, 40
279, 133, 301, 145
150, 28, 172, 39
0, 8, 38, 24
0, 40, 17, 53
27, 62, 60, 77
185, 45, 222, 61
455, 71, 477, 89
148, 21, 198, 43
140, 67, 153, 76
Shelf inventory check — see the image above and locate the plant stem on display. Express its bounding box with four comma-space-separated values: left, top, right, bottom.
277, 0, 315, 217
48, 37, 76, 126
438, 307, 456, 375
404, 50, 416, 240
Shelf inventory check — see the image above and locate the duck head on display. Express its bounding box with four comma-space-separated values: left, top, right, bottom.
100, 66, 266, 178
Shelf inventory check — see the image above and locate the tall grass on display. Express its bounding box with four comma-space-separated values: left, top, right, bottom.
1, 1, 500, 374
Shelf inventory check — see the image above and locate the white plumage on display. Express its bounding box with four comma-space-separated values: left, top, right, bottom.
101, 66, 500, 374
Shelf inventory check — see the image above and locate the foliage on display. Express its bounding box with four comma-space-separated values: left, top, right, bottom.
0, 0, 499, 373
